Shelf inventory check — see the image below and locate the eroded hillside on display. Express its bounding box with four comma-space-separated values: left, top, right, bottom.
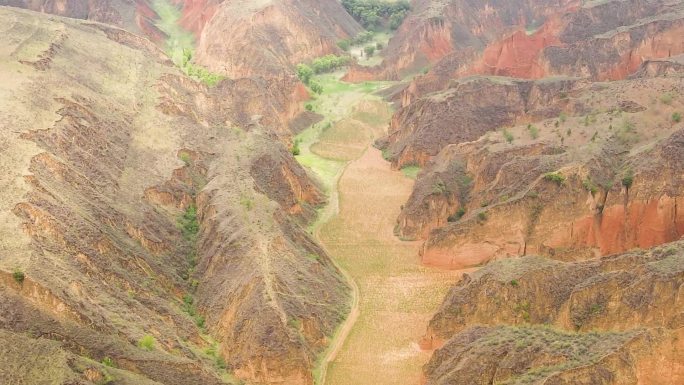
0, 7, 349, 385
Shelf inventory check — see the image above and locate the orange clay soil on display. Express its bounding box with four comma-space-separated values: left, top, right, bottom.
315, 101, 465, 385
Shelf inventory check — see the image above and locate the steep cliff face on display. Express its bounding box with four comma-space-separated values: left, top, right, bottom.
381, 0, 579, 77
194, 0, 362, 79
0, 8, 348, 385
395, 0, 684, 105
423, 242, 684, 384
395, 73, 684, 268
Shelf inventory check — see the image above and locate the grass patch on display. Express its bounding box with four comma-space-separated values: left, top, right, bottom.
400, 164, 420, 179
543, 172, 566, 186
502, 128, 514, 143
12, 269, 25, 284
137, 335, 156, 351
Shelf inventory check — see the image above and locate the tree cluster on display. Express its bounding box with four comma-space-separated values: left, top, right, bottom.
342, 0, 410, 30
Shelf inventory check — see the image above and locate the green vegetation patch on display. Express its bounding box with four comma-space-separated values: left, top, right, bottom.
400, 164, 421, 179
151, 0, 223, 86
137, 335, 156, 351
342, 0, 410, 30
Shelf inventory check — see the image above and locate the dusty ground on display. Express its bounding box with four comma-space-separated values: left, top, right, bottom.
302, 86, 464, 384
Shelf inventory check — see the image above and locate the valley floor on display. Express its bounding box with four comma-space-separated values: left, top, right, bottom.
298, 75, 465, 385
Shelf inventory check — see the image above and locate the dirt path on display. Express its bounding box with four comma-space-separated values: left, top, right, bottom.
302, 95, 464, 385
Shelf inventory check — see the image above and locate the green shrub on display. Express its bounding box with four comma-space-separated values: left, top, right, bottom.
582, 178, 598, 195
310, 54, 351, 74
432, 181, 448, 195
296, 64, 313, 85
12, 269, 24, 284
291, 138, 302, 156
337, 39, 351, 51
447, 207, 466, 222
477, 212, 487, 221
137, 335, 156, 351
621, 169, 634, 189
179, 205, 199, 241
527, 124, 539, 139
101, 357, 115, 367
559, 112, 567, 123
502, 128, 514, 143
673, 112, 681, 123
352, 31, 374, 45
364, 45, 376, 57
309, 80, 323, 94
376, 42, 384, 50
305, 103, 313, 112
543, 172, 565, 186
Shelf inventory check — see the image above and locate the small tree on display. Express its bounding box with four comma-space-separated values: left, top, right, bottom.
622, 169, 634, 189
296, 64, 313, 85
364, 46, 376, 57
337, 39, 351, 51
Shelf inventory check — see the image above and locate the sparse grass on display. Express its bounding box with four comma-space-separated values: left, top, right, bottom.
239, 195, 254, 211
502, 128, 514, 143
660, 92, 673, 105
471, 256, 562, 283
527, 124, 539, 139
543, 172, 565, 186
400, 164, 421, 179
101, 357, 115, 367
474, 325, 639, 385
137, 335, 156, 351
179, 152, 191, 166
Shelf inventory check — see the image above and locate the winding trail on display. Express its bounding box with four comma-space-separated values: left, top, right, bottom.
298, 76, 463, 385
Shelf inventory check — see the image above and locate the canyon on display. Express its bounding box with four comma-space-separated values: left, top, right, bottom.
0, 0, 682, 385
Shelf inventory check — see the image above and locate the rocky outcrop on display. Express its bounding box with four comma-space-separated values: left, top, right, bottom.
195, 0, 361, 79
0, 8, 348, 385
378, 76, 578, 169
422, 242, 684, 384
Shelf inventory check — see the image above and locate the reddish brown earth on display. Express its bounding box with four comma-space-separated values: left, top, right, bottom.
388, 0, 684, 107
